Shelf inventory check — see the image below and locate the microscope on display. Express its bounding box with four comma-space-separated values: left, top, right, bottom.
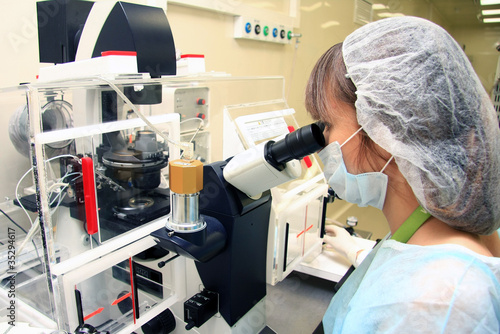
8, 1, 326, 332
152, 123, 325, 329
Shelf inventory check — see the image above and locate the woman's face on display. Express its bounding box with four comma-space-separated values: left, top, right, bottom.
321, 100, 367, 174
321, 98, 393, 176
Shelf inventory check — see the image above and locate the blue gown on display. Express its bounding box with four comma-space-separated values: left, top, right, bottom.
323, 238, 500, 333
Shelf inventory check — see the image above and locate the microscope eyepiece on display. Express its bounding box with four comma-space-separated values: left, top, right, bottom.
265, 123, 325, 170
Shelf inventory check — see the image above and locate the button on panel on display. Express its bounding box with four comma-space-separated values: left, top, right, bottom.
173, 87, 209, 126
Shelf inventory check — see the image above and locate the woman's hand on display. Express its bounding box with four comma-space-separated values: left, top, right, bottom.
324, 225, 369, 267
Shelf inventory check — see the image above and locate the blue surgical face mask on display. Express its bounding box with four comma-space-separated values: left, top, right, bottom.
318, 127, 393, 210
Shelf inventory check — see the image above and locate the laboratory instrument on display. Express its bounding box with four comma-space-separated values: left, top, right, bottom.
0, 1, 330, 333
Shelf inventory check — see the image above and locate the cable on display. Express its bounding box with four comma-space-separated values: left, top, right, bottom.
16, 218, 40, 258
98, 77, 194, 159
48, 182, 69, 192
15, 154, 81, 227
0, 205, 44, 271
181, 117, 205, 126
0, 208, 27, 234
46, 154, 81, 164
15, 168, 35, 226
180, 117, 205, 159
14, 154, 82, 256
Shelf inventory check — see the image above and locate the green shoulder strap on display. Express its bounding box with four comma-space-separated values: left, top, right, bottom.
390, 206, 432, 243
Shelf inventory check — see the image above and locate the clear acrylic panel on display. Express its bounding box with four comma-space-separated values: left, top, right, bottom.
0, 75, 287, 331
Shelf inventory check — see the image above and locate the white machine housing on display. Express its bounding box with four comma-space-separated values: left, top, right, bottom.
223, 139, 302, 198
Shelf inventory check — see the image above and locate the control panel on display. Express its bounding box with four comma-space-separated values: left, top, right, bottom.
184, 289, 218, 330
161, 86, 210, 162
234, 16, 293, 44
164, 87, 209, 127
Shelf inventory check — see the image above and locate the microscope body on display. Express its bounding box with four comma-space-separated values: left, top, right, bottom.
152, 122, 324, 329
153, 160, 271, 327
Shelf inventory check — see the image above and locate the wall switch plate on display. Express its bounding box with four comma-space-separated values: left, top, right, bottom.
234, 16, 293, 44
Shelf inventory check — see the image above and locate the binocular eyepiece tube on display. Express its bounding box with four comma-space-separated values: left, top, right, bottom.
265, 122, 325, 171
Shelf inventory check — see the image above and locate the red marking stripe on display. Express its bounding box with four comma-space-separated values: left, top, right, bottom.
111, 292, 132, 306
297, 224, 314, 238
83, 307, 104, 321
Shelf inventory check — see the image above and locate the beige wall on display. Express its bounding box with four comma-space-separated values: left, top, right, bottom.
2, 1, 497, 117
453, 26, 500, 93
0, 0, 498, 238
1, 2, 39, 87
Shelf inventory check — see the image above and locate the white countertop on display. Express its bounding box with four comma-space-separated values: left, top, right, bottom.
296, 236, 376, 282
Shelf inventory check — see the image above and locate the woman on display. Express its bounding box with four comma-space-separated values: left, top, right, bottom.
306, 17, 500, 333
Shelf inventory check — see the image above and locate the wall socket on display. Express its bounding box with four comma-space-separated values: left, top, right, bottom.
234, 16, 293, 44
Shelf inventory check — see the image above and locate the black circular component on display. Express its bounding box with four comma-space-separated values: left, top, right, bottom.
74, 323, 109, 334
255, 24, 261, 34
102, 130, 168, 189
141, 308, 176, 334
113, 196, 155, 217
117, 291, 133, 315
265, 123, 325, 170
129, 196, 154, 209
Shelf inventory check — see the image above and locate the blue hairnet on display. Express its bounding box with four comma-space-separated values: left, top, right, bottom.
342, 17, 500, 234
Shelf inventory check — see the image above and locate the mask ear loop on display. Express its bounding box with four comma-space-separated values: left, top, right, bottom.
340, 127, 364, 148
339, 127, 394, 173
380, 156, 394, 173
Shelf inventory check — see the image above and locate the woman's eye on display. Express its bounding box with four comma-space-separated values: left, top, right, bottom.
316, 120, 331, 134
